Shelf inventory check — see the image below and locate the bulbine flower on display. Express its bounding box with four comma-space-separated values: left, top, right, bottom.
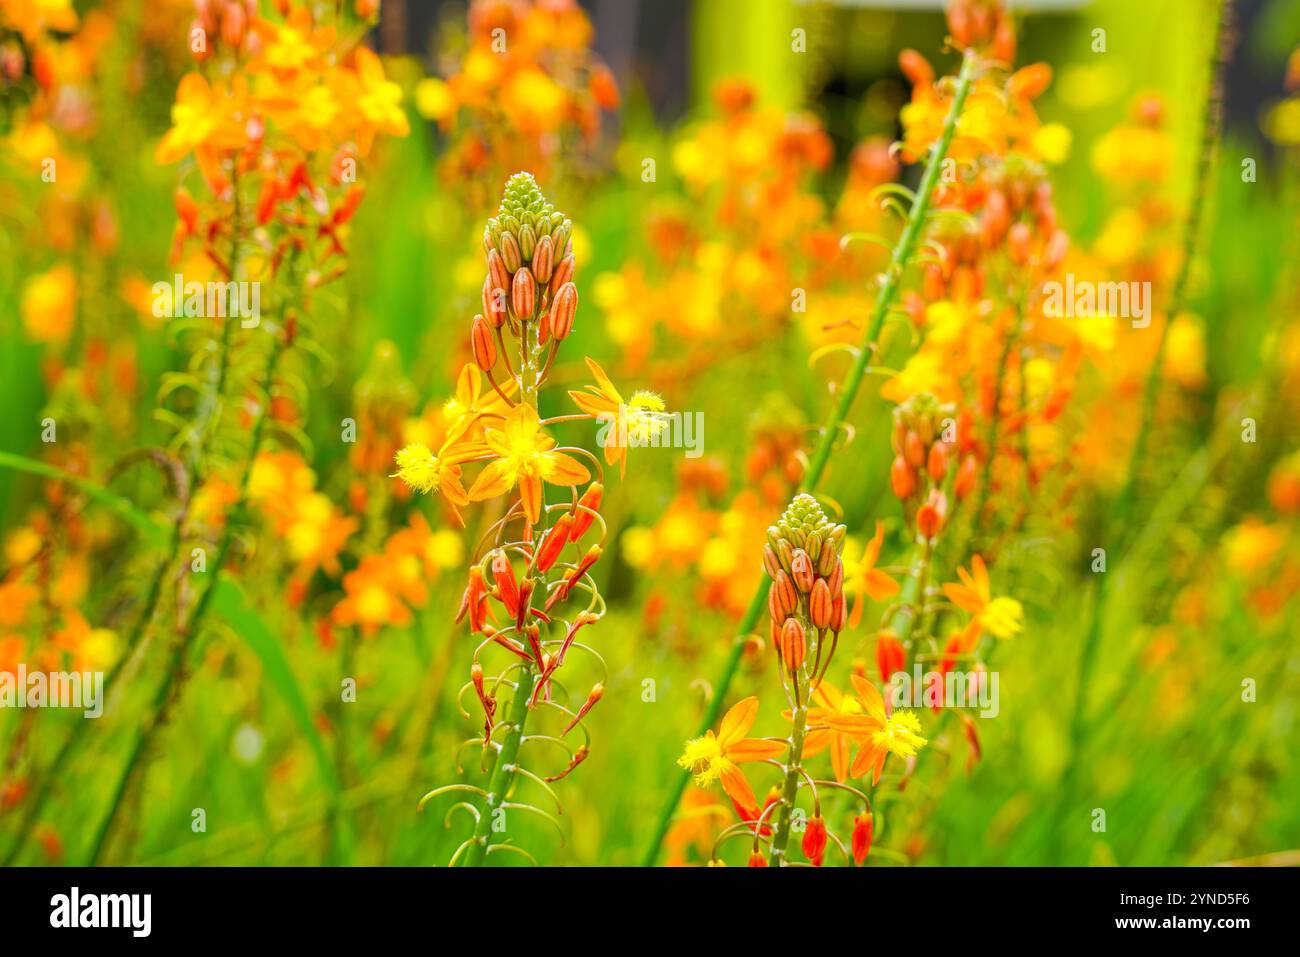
568, 357, 670, 476
842, 521, 900, 628
392, 417, 485, 524
825, 675, 928, 785
467, 403, 590, 524
678, 696, 785, 813
943, 554, 1024, 640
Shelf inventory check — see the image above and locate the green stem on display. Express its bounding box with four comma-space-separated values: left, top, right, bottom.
640, 50, 979, 867
461, 667, 535, 867
87, 306, 292, 864
768, 675, 811, 865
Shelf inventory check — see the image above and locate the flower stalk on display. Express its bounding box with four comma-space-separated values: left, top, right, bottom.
642, 50, 980, 866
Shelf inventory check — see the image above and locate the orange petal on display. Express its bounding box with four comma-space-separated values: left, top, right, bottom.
467, 459, 512, 501
728, 738, 786, 764
850, 674, 887, 722
719, 763, 758, 814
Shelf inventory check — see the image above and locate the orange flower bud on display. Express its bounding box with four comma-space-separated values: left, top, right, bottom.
491, 549, 519, 618
1009, 63, 1052, 101
570, 482, 603, 541
535, 514, 574, 573
550, 281, 578, 340
780, 617, 806, 670
499, 230, 521, 272
774, 570, 797, 618
891, 456, 916, 500
927, 440, 949, 482
550, 253, 574, 292
826, 558, 843, 598
790, 548, 814, 592
532, 234, 554, 283
562, 682, 603, 735
904, 429, 926, 468
545, 544, 602, 611
831, 593, 847, 632
809, 578, 833, 630
487, 247, 509, 294
482, 275, 507, 327
876, 630, 905, 684
762, 544, 782, 580
802, 815, 827, 866
511, 267, 536, 319
470, 314, 496, 371
917, 489, 948, 540
898, 49, 933, 88
747, 851, 767, 867
457, 565, 489, 633
851, 811, 873, 865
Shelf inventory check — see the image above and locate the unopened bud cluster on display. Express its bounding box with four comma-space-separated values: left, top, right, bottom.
763, 494, 848, 675
889, 394, 957, 542
473, 172, 579, 371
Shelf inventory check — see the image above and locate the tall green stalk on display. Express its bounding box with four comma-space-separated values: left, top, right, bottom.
640, 50, 979, 866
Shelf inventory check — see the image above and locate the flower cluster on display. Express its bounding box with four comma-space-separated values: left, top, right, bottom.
680, 494, 927, 866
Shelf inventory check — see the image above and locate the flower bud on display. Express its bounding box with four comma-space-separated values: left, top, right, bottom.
487, 248, 509, 295
482, 276, 507, 328
550, 281, 578, 340
780, 617, 805, 670
762, 544, 782, 581
790, 549, 814, 592
491, 549, 519, 617
955, 453, 978, 499
904, 429, 926, 469
511, 267, 536, 319
809, 578, 833, 629
774, 570, 796, 618
851, 812, 873, 866
569, 482, 603, 541
499, 230, 522, 273
550, 253, 574, 292
927, 440, 949, 482
890, 456, 916, 499
802, 815, 827, 867
532, 234, 554, 283
831, 593, 846, 632
876, 630, 905, 684
518, 223, 536, 262
471, 314, 496, 371
535, 514, 574, 573
917, 489, 947, 540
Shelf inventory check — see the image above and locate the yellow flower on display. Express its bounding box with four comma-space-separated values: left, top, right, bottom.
944, 555, 1023, 640
349, 47, 409, 153
568, 357, 669, 476
21, 264, 76, 343
824, 675, 927, 784
677, 696, 785, 813
394, 416, 486, 524
155, 73, 221, 165
467, 403, 590, 524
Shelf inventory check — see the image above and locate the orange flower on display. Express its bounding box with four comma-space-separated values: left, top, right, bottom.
842, 521, 900, 628
796, 680, 866, 782
823, 675, 926, 785
943, 555, 1023, 639
568, 357, 667, 477
467, 403, 590, 524
677, 696, 785, 813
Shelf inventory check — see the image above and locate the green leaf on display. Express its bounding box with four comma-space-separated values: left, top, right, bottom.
0, 450, 167, 546
209, 576, 341, 798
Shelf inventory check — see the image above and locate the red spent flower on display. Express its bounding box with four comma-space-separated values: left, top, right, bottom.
802, 815, 828, 866
851, 811, 874, 865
